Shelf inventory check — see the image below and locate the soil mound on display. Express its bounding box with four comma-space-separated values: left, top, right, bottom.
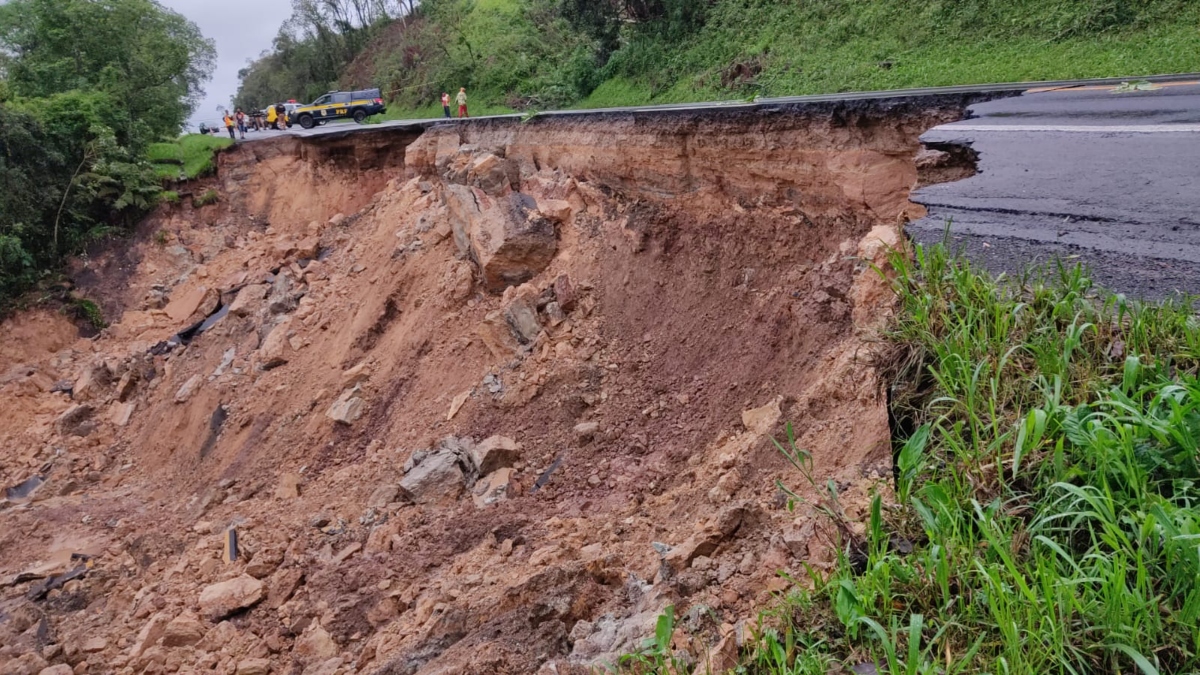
0, 101, 971, 674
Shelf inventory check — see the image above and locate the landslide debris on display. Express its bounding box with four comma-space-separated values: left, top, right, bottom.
0, 102, 965, 674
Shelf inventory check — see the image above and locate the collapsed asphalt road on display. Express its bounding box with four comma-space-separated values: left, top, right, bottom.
910, 81, 1200, 299
240, 76, 1200, 299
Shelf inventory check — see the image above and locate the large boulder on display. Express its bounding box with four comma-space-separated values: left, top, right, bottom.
399, 449, 465, 505
446, 186, 557, 293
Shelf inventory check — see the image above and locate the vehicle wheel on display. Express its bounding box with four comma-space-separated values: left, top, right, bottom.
298, 114, 314, 130
352, 109, 367, 123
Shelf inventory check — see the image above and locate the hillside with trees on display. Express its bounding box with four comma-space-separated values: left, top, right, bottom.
0, 0, 215, 309
235, 0, 1200, 116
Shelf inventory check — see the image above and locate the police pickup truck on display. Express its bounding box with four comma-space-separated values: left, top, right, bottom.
291, 88, 387, 129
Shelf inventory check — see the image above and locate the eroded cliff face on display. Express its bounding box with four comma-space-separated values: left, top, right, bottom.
0, 99, 973, 675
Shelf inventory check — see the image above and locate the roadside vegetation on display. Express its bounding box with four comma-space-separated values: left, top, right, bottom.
236, 0, 1200, 116
148, 135, 234, 181
0, 0, 215, 310
724, 244, 1200, 674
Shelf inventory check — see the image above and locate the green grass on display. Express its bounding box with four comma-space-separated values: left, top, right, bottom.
191, 188, 219, 208
406, 0, 1200, 113
727, 243, 1200, 674
581, 22, 1200, 108
147, 134, 233, 181
372, 100, 518, 122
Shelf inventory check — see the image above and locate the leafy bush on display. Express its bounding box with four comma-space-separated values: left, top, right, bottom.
0, 0, 214, 310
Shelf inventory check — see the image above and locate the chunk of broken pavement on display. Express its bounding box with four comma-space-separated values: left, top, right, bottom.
198, 574, 265, 620
469, 435, 520, 475
398, 450, 464, 505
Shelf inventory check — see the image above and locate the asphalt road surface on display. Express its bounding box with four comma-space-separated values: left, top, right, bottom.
235, 75, 1200, 299
910, 81, 1200, 299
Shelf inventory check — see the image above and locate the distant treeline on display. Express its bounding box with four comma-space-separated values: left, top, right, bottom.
236, 0, 1200, 116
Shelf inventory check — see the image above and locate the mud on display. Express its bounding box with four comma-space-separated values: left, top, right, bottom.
0, 99, 973, 674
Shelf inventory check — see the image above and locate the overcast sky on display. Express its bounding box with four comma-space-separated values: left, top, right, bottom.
162, 0, 291, 129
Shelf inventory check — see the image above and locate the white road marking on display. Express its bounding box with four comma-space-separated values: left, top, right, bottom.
941, 123, 1200, 134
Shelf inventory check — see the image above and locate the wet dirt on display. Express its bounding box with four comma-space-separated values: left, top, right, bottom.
0, 99, 975, 674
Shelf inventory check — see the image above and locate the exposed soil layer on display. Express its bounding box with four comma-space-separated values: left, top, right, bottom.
0, 101, 970, 675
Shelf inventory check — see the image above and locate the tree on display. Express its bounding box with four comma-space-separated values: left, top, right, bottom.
0, 0, 216, 144
0, 0, 216, 308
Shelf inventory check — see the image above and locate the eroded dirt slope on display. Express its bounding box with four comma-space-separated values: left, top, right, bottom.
0, 100, 972, 675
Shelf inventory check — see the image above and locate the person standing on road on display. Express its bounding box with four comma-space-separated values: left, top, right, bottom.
274, 103, 288, 130
235, 108, 247, 139
441, 92, 451, 118
223, 111, 236, 139
456, 88, 468, 119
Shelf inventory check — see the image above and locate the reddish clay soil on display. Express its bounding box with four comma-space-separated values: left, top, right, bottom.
0, 101, 972, 675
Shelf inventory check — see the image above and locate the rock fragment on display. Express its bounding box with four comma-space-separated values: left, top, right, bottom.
236, 659, 271, 675
174, 375, 202, 403
228, 284, 268, 317
504, 293, 543, 344
398, 450, 465, 505
129, 611, 172, 659
741, 396, 782, 435
161, 612, 206, 647
446, 187, 558, 293
473, 467, 514, 507
258, 319, 292, 369
469, 435, 520, 475
198, 575, 265, 620
325, 389, 364, 424
293, 622, 338, 662
55, 404, 95, 436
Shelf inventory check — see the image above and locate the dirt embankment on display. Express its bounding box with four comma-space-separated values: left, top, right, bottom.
0, 99, 974, 675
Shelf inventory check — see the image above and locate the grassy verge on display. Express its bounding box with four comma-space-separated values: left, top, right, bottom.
727, 244, 1200, 674
147, 134, 233, 181
371, 100, 518, 122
